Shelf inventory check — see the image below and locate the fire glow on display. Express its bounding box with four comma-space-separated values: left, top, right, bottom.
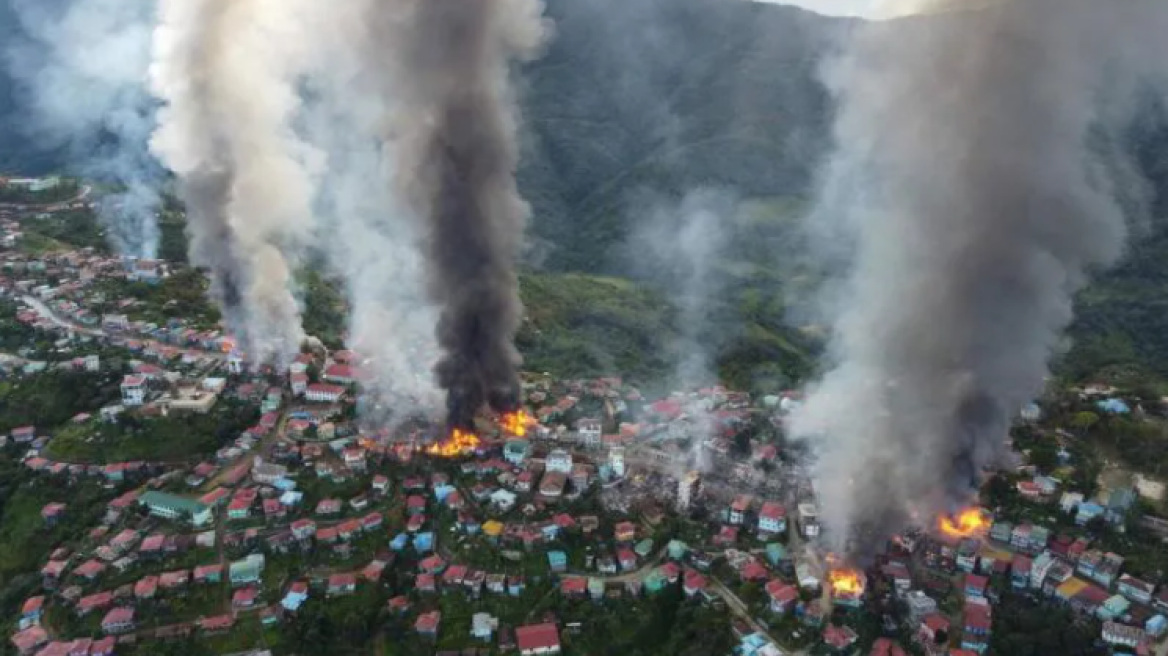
500, 410, 531, 437
426, 428, 480, 458
825, 553, 865, 600
938, 507, 989, 538
828, 568, 864, 597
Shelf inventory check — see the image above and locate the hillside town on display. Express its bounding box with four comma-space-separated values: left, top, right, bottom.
3, 180, 1168, 656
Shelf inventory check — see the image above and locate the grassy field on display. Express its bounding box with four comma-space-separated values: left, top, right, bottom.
45, 402, 258, 464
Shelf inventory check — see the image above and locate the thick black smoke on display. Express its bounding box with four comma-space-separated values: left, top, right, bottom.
375, 0, 551, 431
790, 0, 1168, 560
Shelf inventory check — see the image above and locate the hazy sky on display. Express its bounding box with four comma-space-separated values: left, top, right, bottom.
763, 0, 877, 16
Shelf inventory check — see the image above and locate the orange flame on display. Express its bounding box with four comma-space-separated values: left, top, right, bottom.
828, 568, 864, 597
824, 553, 864, 597
938, 507, 989, 538
500, 410, 531, 437
426, 428, 480, 458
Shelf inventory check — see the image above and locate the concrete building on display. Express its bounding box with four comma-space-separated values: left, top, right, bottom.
608, 446, 625, 478
677, 471, 700, 511
546, 449, 573, 474
120, 375, 146, 406
138, 491, 213, 527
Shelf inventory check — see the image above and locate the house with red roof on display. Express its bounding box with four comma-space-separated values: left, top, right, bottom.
89, 637, 116, 656
41, 503, 66, 526
101, 607, 135, 634
823, 624, 858, 652
561, 576, 587, 598
291, 518, 317, 540
766, 579, 799, 613
362, 512, 384, 531
715, 525, 739, 546
740, 560, 769, 583
683, 569, 708, 597
327, 573, 358, 597
232, 586, 259, 609
305, 383, 345, 403
134, 575, 158, 599
614, 521, 636, 543
74, 559, 106, 581
415, 573, 437, 593
870, 637, 908, 656
420, 555, 446, 574
515, 622, 561, 655
198, 614, 235, 634
159, 569, 189, 590
415, 611, 441, 637
10, 625, 48, 655
193, 563, 223, 584
758, 501, 787, 535
617, 548, 638, 571
315, 498, 341, 516
323, 364, 355, 385
77, 591, 114, 616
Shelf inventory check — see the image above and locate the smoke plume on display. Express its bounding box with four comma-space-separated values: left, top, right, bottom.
630, 189, 736, 469
149, 0, 322, 365
296, 2, 445, 422
5, 0, 162, 258
372, 0, 551, 431
790, 0, 1168, 558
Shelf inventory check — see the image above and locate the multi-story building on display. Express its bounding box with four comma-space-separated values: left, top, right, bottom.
677, 471, 700, 511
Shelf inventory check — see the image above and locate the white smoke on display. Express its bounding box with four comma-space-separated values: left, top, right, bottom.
149, 0, 324, 365
5, 0, 162, 258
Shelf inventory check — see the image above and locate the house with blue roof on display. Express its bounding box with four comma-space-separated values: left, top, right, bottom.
433, 484, 456, 503
390, 533, 410, 551
413, 532, 434, 553
1097, 399, 1131, 414
548, 551, 568, 573
765, 543, 787, 567
1076, 501, 1106, 526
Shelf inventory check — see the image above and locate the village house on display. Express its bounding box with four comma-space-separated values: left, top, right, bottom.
100, 607, 135, 635
305, 383, 346, 403
515, 622, 561, 655
758, 501, 786, 535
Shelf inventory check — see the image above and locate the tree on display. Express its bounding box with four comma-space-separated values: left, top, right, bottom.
981, 474, 1016, 511
1028, 442, 1059, 474
1070, 411, 1099, 435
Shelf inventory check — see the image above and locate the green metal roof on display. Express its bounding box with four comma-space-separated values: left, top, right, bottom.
139, 491, 209, 516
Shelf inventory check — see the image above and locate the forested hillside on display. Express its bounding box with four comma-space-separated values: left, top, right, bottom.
4, 0, 1168, 388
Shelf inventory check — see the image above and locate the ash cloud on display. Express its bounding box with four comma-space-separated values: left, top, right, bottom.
149, 0, 324, 365
629, 189, 736, 468
4, 0, 163, 258
295, 3, 445, 423
370, 0, 552, 431
790, 0, 1168, 559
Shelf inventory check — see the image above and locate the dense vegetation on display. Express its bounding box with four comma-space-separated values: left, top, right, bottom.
44, 400, 259, 463
0, 178, 79, 204
0, 369, 121, 435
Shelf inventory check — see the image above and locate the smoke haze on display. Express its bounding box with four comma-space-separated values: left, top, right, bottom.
371, 0, 551, 431
149, 0, 323, 365
790, 0, 1168, 558
297, 2, 445, 422
5, 0, 162, 258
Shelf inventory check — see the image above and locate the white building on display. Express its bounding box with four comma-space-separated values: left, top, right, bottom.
576, 418, 602, 448
797, 504, 820, 538
305, 383, 345, 403
905, 590, 938, 621
121, 375, 146, 406
227, 351, 245, 375
471, 613, 498, 641
546, 449, 573, 474
608, 446, 626, 478
677, 471, 700, 511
